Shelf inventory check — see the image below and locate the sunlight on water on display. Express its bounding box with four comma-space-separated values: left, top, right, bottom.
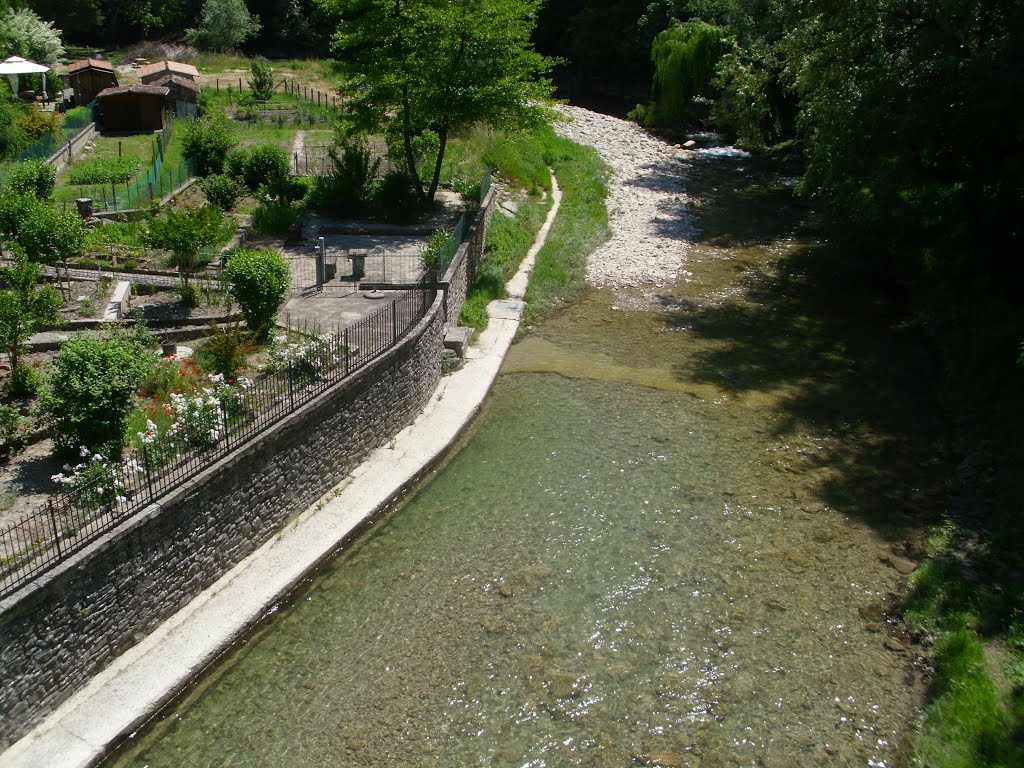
103, 153, 935, 768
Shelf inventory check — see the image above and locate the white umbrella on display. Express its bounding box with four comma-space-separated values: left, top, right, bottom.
0, 56, 52, 101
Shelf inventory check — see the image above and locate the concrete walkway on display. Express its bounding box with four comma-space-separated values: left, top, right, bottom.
0, 174, 562, 768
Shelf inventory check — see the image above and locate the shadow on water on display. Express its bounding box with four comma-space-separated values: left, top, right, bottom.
664, 151, 950, 541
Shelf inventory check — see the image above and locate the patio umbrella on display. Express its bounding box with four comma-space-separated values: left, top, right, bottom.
0, 56, 52, 101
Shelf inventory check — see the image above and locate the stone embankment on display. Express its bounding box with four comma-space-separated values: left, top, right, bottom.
553, 105, 696, 289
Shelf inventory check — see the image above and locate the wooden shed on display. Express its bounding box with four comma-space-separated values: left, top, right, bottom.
138, 60, 200, 85
65, 58, 117, 106
151, 73, 201, 117
96, 85, 169, 132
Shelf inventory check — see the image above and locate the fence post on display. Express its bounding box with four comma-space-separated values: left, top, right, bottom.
220, 400, 231, 452
48, 500, 63, 560
111, 182, 117, 209
343, 328, 350, 376
391, 301, 398, 344
142, 443, 155, 503
287, 359, 295, 410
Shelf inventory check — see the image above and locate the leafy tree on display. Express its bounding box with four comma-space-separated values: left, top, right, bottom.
186, 0, 261, 52
199, 173, 240, 210
14, 201, 85, 264
642, 19, 729, 128
145, 206, 224, 304
43, 334, 153, 455
249, 56, 275, 101
3, 159, 56, 200
223, 247, 290, 338
0, 91, 27, 161
182, 112, 236, 176
322, 0, 554, 207
0, 7, 66, 66
0, 246, 62, 394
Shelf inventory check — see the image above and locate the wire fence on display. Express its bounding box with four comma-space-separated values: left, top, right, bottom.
0, 282, 437, 599
12, 101, 96, 163
59, 116, 196, 213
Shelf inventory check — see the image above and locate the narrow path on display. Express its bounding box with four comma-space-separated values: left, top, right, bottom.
506, 172, 561, 300
1, 176, 565, 768
289, 130, 306, 175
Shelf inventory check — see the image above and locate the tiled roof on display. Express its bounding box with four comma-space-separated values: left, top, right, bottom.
97, 85, 170, 98
151, 74, 201, 93
137, 60, 200, 80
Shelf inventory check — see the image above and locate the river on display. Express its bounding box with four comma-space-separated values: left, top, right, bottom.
101, 137, 948, 768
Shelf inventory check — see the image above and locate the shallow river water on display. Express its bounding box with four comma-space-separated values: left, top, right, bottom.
103, 149, 948, 768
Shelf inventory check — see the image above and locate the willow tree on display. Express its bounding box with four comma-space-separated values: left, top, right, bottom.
320, 0, 554, 206
647, 18, 730, 128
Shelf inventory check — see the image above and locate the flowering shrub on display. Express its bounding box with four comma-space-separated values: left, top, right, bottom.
264, 335, 339, 382
137, 375, 252, 455
50, 446, 143, 514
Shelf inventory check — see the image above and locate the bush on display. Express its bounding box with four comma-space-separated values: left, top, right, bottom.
0, 191, 34, 237
199, 173, 240, 210
252, 201, 301, 235
224, 248, 291, 338
43, 335, 154, 455
182, 113, 236, 176
197, 320, 251, 378
250, 57, 275, 101
15, 201, 85, 263
2, 159, 56, 200
377, 169, 419, 224
307, 136, 380, 215
67, 157, 141, 185
223, 146, 248, 185
15, 109, 59, 141
243, 144, 289, 193
0, 404, 29, 458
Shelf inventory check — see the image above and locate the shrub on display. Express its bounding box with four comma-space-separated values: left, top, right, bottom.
2, 159, 56, 200
223, 146, 248, 185
224, 247, 291, 338
251, 201, 301, 235
182, 113, 236, 176
15, 201, 85, 263
15, 109, 59, 141
307, 136, 380, 215
0, 404, 29, 457
199, 173, 240, 210
43, 335, 154, 456
0, 191, 34, 238
242, 144, 289, 193
250, 57, 275, 101
49, 447, 140, 513
67, 157, 141, 185
377, 169, 419, 224
197, 320, 252, 378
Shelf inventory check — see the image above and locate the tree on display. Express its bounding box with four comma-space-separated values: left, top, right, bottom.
321, 0, 554, 207
182, 112, 236, 176
249, 56, 274, 101
224, 247, 291, 338
0, 246, 61, 395
0, 246, 61, 393
145, 206, 224, 304
43, 334, 153, 455
186, 0, 261, 52
0, 90, 27, 161
14, 201, 85, 264
644, 19, 730, 128
0, 7, 66, 66
2, 159, 56, 200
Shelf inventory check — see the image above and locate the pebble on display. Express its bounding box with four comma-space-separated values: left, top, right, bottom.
554, 106, 696, 288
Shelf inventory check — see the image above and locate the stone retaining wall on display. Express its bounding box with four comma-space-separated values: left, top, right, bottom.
0, 176, 497, 750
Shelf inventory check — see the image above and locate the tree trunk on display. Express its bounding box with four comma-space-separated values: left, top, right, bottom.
425, 123, 448, 206
401, 85, 427, 205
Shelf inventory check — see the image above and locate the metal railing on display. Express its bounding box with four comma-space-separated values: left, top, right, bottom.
11, 101, 96, 163
0, 283, 437, 599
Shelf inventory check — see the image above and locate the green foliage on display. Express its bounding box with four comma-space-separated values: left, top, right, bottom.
0, 7, 65, 66
15, 108, 60, 141
185, 0, 261, 52
251, 201, 301, 235
0, 191, 33, 238
0, 247, 62, 390
645, 19, 730, 127
0, 93, 28, 161
306, 134, 380, 215
43, 335, 154, 455
14, 202, 86, 264
196, 320, 251, 378
199, 173, 240, 210
67, 157, 142, 185
323, 0, 554, 204
249, 57, 276, 101
145, 206, 224, 298
223, 143, 292, 201
3, 159, 56, 200
182, 113, 237, 177
0, 403, 29, 457
223, 248, 291, 338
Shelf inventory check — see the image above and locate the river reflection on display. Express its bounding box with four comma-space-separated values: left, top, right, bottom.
103, 150, 946, 768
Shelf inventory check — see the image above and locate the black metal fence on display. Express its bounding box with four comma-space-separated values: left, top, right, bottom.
0, 283, 436, 599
